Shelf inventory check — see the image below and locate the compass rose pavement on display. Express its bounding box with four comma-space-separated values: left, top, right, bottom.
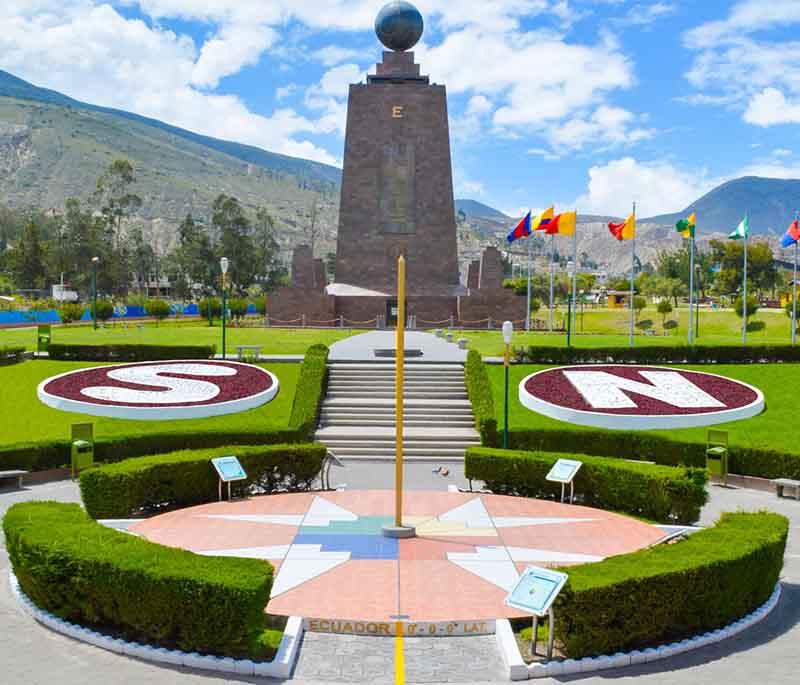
130, 491, 664, 622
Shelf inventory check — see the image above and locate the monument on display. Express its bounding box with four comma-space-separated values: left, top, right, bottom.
268, 1, 525, 326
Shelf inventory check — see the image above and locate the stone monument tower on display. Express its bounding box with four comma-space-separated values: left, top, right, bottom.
334, 1, 460, 298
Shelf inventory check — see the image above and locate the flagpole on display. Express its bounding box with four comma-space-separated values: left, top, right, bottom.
630, 202, 636, 347
793, 212, 798, 346
526, 233, 532, 332
742, 218, 748, 345
571, 226, 578, 334
549, 233, 555, 333
688, 235, 695, 346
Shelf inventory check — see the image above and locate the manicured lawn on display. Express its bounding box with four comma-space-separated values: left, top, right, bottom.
0, 359, 299, 445
487, 362, 800, 455
0, 321, 362, 354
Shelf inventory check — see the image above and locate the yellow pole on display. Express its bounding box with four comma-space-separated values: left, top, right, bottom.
395, 255, 406, 527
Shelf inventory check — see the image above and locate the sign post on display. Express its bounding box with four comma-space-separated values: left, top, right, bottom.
546, 458, 582, 504
506, 566, 569, 662
211, 456, 247, 501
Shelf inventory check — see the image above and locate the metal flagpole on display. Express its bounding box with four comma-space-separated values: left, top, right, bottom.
549, 233, 555, 332
571, 228, 578, 334
742, 220, 748, 345
526, 235, 532, 331
688, 236, 695, 346
793, 214, 798, 346
629, 202, 636, 347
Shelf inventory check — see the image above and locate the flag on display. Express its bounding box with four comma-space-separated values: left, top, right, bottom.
781, 220, 800, 248
507, 211, 532, 244
548, 211, 578, 236
532, 206, 555, 232
608, 213, 635, 241
676, 212, 696, 239
729, 215, 749, 240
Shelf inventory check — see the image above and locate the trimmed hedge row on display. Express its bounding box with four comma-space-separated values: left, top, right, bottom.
513, 343, 800, 365
465, 447, 708, 524
3, 502, 273, 658
465, 350, 499, 445
289, 344, 329, 440
0, 345, 26, 365
47, 343, 215, 361
79, 443, 326, 519
554, 512, 788, 658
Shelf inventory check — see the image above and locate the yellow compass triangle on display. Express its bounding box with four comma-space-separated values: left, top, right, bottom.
402, 516, 498, 538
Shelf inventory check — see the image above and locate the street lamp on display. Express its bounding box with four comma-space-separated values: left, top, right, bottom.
91, 257, 100, 330
502, 320, 513, 449
220, 257, 229, 359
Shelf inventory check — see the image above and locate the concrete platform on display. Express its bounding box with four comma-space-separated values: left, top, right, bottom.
329, 331, 467, 362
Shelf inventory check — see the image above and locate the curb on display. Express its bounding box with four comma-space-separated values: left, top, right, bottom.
8, 570, 303, 679
496, 582, 782, 681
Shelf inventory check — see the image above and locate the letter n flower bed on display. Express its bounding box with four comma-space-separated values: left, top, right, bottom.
3, 502, 279, 660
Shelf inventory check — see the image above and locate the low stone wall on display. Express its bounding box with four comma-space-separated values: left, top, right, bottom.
267, 289, 336, 324
458, 291, 527, 324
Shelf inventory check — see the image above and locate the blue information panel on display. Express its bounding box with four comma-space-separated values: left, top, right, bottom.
546, 458, 582, 484
211, 456, 247, 483
506, 566, 569, 617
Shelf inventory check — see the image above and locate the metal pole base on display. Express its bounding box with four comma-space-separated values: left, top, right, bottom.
382, 525, 416, 539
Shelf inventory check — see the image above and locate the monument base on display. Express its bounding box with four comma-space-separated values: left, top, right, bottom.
381, 524, 417, 539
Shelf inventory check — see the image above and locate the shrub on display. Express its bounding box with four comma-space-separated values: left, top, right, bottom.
465, 447, 707, 524
199, 297, 222, 322
144, 299, 170, 325
253, 298, 267, 316
58, 302, 85, 324
289, 345, 329, 440
735, 294, 759, 321
80, 443, 325, 519
94, 299, 114, 322
4, 502, 273, 658
47, 343, 215, 362
657, 299, 673, 327
465, 350, 498, 445
228, 297, 248, 320
511, 344, 800, 364
554, 512, 787, 658
0, 345, 26, 365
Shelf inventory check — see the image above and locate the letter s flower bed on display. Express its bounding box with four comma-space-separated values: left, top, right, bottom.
3, 502, 279, 660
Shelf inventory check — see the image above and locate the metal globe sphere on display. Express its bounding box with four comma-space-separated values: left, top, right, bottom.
375, 1, 424, 52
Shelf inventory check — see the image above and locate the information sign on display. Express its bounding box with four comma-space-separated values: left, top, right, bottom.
546, 458, 582, 484
212, 456, 247, 482
506, 566, 568, 617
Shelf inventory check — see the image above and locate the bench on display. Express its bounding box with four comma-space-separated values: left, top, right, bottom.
236, 345, 262, 362
772, 478, 800, 500
0, 470, 28, 490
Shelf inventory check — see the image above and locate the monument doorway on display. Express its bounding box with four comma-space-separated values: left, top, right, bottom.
386, 298, 398, 326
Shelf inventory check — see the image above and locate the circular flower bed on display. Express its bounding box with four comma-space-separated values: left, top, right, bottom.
520, 365, 764, 430
37, 360, 279, 420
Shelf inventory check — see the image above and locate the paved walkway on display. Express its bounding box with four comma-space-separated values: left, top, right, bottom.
328, 331, 467, 362
1, 472, 799, 684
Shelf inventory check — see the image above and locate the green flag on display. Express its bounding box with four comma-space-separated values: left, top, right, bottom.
729, 215, 749, 240
676, 212, 696, 238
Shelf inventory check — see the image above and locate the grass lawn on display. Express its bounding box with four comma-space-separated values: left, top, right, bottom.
0, 359, 299, 446
0, 321, 363, 355
487, 362, 800, 455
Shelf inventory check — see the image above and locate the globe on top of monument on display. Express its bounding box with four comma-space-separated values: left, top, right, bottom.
375, 1, 424, 52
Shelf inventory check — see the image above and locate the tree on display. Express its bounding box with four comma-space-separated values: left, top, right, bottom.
529, 298, 542, 319
13, 221, 47, 290
144, 299, 170, 326
212, 195, 257, 290
710, 239, 777, 297
657, 299, 673, 328
199, 297, 222, 323
228, 297, 248, 320
94, 300, 114, 322
633, 296, 647, 322
734, 295, 759, 327
59, 303, 85, 324
254, 206, 283, 292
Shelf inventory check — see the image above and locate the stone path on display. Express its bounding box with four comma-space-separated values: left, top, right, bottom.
293, 633, 506, 683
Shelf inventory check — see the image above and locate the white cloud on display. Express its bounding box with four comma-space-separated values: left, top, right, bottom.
684, 0, 800, 46
305, 64, 364, 136
573, 157, 715, 217
316, 45, 367, 67
744, 88, 800, 126
773, 148, 793, 158
615, 2, 676, 28
546, 105, 655, 153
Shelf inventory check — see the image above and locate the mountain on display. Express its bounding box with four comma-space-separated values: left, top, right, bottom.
455, 199, 509, 221
644, 177, 800, 234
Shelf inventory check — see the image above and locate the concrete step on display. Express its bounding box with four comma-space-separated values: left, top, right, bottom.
324, 454, 466, 463
328, 369, 464, 377
328, 363, 464, 371
319, 419, 475, 429
315, 446, 472, 457
327, 393, 469, 402
327, 383, 465, 391
320, 412, 475, 422
319, 440, 479, 451
315, 426, 480, 440
322, 398, 474, 409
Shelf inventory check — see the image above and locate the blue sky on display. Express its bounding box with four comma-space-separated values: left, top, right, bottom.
3, 1, 800, 218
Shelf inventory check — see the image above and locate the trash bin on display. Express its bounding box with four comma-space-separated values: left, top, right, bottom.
706, 448, 728, 485
37, 325, 51, 353
71, 439, 94, 479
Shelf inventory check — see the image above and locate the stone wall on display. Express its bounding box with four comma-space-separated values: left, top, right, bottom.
458, 291, 527, 325
267, 288, 336, 323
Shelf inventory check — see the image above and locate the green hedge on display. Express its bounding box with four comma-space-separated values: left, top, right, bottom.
465, 447, 708, 524
4, 502, 273, 658
554, 512, 787, 658
80, 443, 326, 519
505, 427, 800, 480
465, 350, 499, 445
513, 344, 800, 365
0, 345, 26, 365
289, 344, 329, 440
0, 427, 304, 473
47, 343, 215, 361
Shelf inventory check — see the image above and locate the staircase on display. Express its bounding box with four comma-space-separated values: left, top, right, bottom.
314, 362, 481, 461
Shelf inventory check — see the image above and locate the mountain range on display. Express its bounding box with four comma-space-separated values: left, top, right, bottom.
0, 68, 798, 272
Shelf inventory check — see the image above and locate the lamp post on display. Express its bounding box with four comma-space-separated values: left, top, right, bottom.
220, 257, 229, 360
91, 257, 99, 330
502, 320, 513, 449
